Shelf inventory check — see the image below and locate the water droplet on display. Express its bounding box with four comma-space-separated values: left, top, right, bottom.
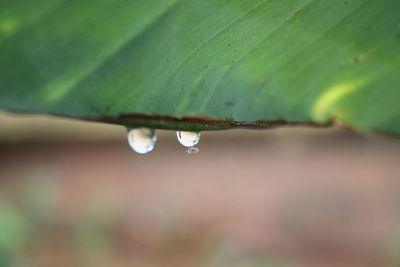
176, 131, 200, 147
186, 147, 200, 154
127, 128, 157, 154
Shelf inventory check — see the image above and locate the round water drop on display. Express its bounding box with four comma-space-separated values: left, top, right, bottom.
127, 128, 157, 154
176, 131, 200, 147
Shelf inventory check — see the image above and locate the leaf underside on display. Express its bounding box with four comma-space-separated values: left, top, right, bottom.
0, 0, 399, 134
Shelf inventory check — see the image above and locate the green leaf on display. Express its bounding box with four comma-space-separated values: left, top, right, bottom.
0, 0, 399, 134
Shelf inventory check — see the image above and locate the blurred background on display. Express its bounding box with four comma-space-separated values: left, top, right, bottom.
1, 111, 400, 267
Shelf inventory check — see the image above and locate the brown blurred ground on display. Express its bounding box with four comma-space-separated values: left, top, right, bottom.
1, 112, 400, 267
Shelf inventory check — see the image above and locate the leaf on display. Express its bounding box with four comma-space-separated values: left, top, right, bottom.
0, 0, 399, 134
